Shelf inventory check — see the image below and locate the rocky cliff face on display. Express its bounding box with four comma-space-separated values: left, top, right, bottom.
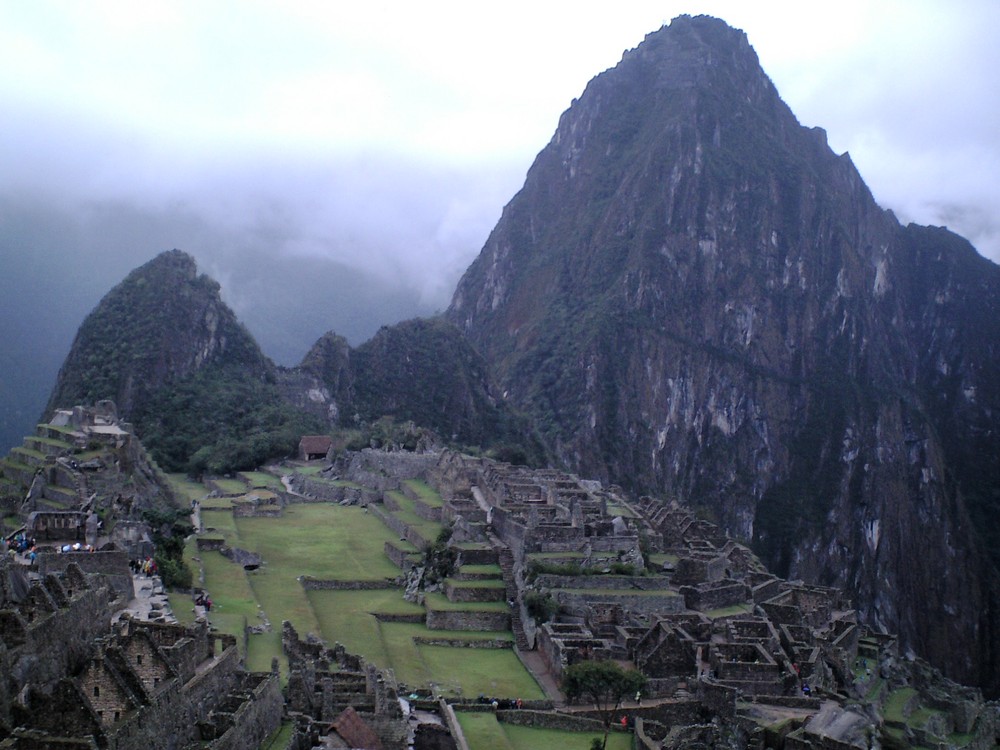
448, 15, 1000, 694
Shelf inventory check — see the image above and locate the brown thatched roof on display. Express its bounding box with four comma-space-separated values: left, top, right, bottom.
299, 435, 332, 456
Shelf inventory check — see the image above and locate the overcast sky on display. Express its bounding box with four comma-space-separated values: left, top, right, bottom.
1, 0, 998, 372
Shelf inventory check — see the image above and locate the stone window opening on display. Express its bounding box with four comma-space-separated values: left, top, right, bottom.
114, 710, 120, 721
93, 685, 100, 697
136, 654, 143, 665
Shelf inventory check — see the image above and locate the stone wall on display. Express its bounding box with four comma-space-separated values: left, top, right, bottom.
340, 450, 438, 490
368, 505, 427, 550
443, 581, 505, 603
681, 582, 751, 612
453, 546, 497, 566
384, 541, 421, 570
0, 567, 117, 727
411, 637, 511, 649
424, 609, 510, 631
552, 589, 685, 617
211, 672, 283, 750
533, 574, 672, 591
300, 578, 399, 591
495, 709, 606, 732
37, 550, 132, 598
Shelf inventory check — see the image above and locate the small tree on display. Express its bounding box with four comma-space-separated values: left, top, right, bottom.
562, 659, 646, 749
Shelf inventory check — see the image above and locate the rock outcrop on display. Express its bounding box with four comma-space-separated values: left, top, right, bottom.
448, 15, 1000, 694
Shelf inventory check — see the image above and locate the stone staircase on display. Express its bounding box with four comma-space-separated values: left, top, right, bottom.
495, 542, 530, 650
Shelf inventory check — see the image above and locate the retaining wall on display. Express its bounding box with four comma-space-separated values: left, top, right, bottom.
424, 609, 510, 631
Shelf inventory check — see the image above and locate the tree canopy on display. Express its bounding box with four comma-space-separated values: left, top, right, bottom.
562, 659, 646, 749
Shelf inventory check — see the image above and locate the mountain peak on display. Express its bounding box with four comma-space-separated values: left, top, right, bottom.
448, 16, 1000, 695
46, 249, 268, 421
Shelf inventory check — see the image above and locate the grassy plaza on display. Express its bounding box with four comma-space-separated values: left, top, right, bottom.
456, 712, 633, 750
181, 485, 544, 698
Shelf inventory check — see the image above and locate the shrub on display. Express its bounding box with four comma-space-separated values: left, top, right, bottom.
525, 591, 559, 623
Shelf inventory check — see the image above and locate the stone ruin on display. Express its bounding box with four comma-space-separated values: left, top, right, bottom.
3, 433, 999, 749
0, 553, 281, 748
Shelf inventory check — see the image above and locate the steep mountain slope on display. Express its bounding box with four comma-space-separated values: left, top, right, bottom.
44, 249, 321, 472
448, 15, 1000, 693
44, 250, 540, 472
287, 318, 544, 462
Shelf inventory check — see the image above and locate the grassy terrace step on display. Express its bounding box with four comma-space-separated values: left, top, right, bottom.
238, 471, 285, 491
43, 485, 78, 501
26, 436, 73, 453
403, 479, 443, 506
235, 489, 278, 502
201, 496, 237, 510
605, 501, 636, 518
382, 490, 444, 543
705, 603, 755, 619
166, 474, 209, 503
457, 714, 632, 750
649, 553, 680, 566
455, 563, 503, 579
307, 590, 536, 699
11, 447, 47, 467
210, 478, 250, 496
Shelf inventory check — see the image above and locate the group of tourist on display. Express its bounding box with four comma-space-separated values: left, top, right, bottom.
5, 532, 37, 562
194, 591, 213, 611
58, 542, 95, 553
130, 557, 158, 576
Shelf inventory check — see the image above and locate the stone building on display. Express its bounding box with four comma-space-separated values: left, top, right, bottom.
0, 554, 281, 748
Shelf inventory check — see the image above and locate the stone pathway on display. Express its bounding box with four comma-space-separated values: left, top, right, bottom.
516, 649, 565, 704
113, 572, 178, 624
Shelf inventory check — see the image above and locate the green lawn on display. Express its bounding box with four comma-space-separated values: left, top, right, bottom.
171, 500, 541, 697
166, 473, 208, 503
261, 721, 294, 750
704, 603, 754, 619
307, 588, 424, 667
239, 471, 285, 491
200, 507, 239, 535
213, 478, 249, 495
403, 479, 444, 506
306, 590, 534, 698
383, 490, 445, 543
884, 687, 917, 723
236, 504, 403, 580
419, 644, 543, 700
457, 713, 631, 750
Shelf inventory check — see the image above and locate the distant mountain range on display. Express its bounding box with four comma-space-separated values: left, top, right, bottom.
15, 16, 1000, 695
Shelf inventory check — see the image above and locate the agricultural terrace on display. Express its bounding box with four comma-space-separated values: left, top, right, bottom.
456, 712, 633, 750
181, 473, 543, 699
